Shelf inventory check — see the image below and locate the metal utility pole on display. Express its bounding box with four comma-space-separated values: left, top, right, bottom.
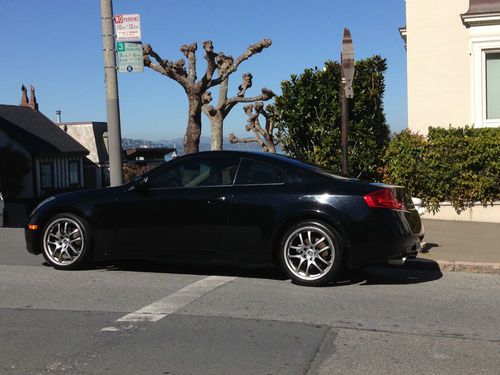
100, 0, 123, 186
340, 28, 355, 177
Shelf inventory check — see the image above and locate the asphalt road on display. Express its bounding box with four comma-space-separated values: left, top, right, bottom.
1, 228, 499, 375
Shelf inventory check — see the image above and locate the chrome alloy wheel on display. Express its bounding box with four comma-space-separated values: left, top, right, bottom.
43, 218, 85, 266
283, 226, 335, 281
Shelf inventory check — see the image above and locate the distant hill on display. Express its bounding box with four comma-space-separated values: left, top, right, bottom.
124, 136, 281, 155
122, 138, 168, 149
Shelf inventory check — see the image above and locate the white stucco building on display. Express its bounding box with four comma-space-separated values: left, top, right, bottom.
402, 0, 500, 134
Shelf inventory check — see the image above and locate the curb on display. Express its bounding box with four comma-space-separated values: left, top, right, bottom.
441, 260, 500, 274
405, 258, 500, 275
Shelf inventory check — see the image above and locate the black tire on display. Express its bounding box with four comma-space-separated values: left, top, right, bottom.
279, 221, 344, 287
41, 213, 93, 270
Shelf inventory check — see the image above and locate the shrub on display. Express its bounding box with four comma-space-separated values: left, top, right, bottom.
123, 164, 147, 183
383, 127, 500, 212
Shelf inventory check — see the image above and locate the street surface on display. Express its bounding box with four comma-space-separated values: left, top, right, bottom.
1, 228, 499, 374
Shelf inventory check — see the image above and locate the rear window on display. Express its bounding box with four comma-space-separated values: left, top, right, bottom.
235, 158, 285, 185
271, 154, 348, 180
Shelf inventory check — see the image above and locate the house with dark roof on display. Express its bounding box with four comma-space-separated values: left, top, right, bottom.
56, 121, 110, 188
0, 85, 89, 226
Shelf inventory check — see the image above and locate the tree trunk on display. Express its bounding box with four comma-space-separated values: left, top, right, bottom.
183, 94, 202, 154
210, 114, 223, 151
266, 141, 276, 154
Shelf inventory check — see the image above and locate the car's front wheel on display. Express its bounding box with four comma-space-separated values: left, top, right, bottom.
279, 221, 343, 286
41, 213, 92, 270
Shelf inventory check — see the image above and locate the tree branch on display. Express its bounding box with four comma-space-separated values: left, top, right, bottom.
228, 132, 265, 148
180, 42, 198, 83
201, 40, 217, 89
229, 103, 277, 153
208, 39, 272, 89
216, 76, 230, 109
201, 91, 217, 116
143, 44, 189, 87
222, 88, 273, 117
238, 73, 253, 97
227, 88, 274, 106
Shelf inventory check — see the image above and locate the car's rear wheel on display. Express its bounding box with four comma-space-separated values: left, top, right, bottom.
279, 221, 343, 286
41, 213, 92, 270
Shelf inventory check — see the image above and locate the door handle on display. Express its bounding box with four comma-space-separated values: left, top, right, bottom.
206, 196, 226, 204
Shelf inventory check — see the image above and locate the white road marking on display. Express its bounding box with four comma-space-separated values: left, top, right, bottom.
100, 275, 236, 332
100, 326, 120, 332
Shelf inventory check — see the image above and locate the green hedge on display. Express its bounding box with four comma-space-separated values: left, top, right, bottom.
382, 127, 500, 213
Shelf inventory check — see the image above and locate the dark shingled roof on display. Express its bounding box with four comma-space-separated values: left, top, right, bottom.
0, 105, 88, 155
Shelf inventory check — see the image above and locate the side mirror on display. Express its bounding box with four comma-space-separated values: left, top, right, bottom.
132, 176, 149, 192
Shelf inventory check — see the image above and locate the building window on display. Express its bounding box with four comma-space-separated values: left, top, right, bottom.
486, 52, 500, 120
40, 162, 54, 189
69, 160, 80, 186
471, 40, 500, 128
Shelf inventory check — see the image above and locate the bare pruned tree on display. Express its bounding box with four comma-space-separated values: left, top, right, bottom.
228, 102, 278, 154
202, 73, 274, 150
143, 39, 272, 154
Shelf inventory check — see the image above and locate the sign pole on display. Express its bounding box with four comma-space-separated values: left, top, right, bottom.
340, 28, 355, 178
341, 89, 349, 177
100, 0, 123, 186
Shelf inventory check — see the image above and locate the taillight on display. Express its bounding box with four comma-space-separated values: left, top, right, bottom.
363, 188, 405, 210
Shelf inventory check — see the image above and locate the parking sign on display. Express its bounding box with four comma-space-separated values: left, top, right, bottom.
114, 14, 141, 42
117, 42, 144, 73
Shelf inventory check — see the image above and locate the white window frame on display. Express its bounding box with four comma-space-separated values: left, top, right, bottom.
471, 39, 500, 128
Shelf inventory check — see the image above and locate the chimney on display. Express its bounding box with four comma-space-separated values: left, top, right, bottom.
20, 85, 29, 106
20, 84, 39, 111
29, 85, 39, 111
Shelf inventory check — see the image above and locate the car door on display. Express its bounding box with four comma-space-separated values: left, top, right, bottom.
226, 157, 287, 264
112, 154, 240, 261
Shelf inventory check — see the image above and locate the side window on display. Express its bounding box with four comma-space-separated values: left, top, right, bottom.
235, 159, 285, 185
68, 160, 80, 186
147, 156, 239, 188
147, 164, 182, 188
40, 162, 54, 189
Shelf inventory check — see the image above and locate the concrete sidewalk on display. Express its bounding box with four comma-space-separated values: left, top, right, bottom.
408, 219, 500, 274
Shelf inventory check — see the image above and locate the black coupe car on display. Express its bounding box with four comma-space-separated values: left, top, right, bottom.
25, 151, 424, 286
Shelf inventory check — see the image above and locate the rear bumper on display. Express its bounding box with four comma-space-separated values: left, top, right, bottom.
346, 208, 424, 269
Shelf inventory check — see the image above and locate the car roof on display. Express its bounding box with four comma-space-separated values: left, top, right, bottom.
179, 150, 318, 171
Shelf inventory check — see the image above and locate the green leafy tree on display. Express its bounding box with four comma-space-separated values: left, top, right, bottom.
0, 144, 31, 199
275, 56, 390, 180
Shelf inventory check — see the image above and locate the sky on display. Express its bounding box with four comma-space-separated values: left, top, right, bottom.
0, 0, 408, 142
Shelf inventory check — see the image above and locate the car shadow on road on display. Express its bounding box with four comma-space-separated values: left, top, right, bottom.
335, 260, 443, 286
95, 258, 443, 286
100, 260, 288, 281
